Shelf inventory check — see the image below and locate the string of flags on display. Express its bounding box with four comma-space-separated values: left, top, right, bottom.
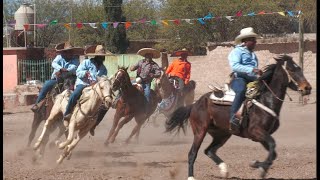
13, 10, 301, 31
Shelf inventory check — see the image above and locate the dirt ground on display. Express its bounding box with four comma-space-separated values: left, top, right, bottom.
3, 90, 317, 180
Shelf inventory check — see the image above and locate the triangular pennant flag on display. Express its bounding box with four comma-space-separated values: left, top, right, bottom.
225, 16, 234, 21
287, 11, 294, 17
161, 20, 169, 26
278, 12, 286, 16
36, 24, 47, 28
203, 13, 213, 20
197, 18, 205, 25
125, 22, 132, 29
258, 11, 265, 15
101, 22, 108, 29
173, 19, 180, 25
247, 12, 255, 16
236, 11, 242, 17
64, 23, 71, 29
150, 20, 157, 25
76, 23, 83, 29
23, 24, 29, 30
89, 23, 97, 28
113, 22, 119, 28
139, 18, 146, 23
184, 19, 193, 24
297, 10, 302, 17
49, 20, 58, 25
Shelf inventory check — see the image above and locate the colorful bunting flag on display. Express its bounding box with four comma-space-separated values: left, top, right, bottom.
49, 20, 58, 25
23, 24, 29, 30
113, 22, 119, 28
89, 23, 97, 28
101, 22, 108, 29
125, 22, 132, 29
236, 11, 242, 17
64, 23, 71, 29
174, 19, 180, 25
247, 12, 255, 16
76, 23, 83, 29
258, 11, 265, 15
151, 20, 157, 25
225, 16, 233, 21
139, 18, 146, 23
184, 19, 193, 24
278, 12, 286, 16
287, 11, 294, 17
203, 13, 213, 20
197, 18, 205, 25
161, 20, 169, 26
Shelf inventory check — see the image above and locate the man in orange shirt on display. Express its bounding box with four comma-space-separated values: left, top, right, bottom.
166, 48, 192, 89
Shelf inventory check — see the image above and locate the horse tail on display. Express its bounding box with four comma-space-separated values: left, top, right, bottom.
165, 104, 193, 134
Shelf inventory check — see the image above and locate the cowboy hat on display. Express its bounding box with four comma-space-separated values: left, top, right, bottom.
84, 45, 113, 56
55, 41, 83, 53
137, 48, 161, 59
234, 27, 260, 44
170, 48, 192, 57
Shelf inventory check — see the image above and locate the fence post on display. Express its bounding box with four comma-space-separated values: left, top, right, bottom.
298, 13, 304, 104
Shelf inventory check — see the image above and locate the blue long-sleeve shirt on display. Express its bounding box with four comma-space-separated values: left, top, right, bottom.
75, 58, 108, 87
228, 44, 259, 79
50, 55, 79, 79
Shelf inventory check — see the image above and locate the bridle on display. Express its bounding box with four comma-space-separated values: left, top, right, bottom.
93, 79, 113, 107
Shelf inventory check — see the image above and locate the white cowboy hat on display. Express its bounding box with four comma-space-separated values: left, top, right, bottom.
85, 45, 113, 56
55, 41, 83, 54
234, 27, 260, 44
137, 48, 161, 59
171, 48, 192, 57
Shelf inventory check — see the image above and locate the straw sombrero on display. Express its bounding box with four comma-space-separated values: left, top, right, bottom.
234, 27, 260, 44
55, 41, 83, 54
84, 45, 113, 56
170, 48, 192, 57
137, 48, 161, 59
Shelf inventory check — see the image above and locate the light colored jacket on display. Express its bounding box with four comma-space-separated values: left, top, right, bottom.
228, 44, 259, 79
75, 59, 108, 87
50, 55, 79, 79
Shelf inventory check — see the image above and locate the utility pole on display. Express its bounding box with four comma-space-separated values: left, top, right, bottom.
298, 12, 304, 104
33, 1, 36, 46
69, 0, 73, 42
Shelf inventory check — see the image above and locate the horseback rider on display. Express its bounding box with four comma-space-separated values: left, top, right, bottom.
31, 41, 82, 112
228, 27, 263, 133
63, 45, 113, 122
166, 48, 192, 106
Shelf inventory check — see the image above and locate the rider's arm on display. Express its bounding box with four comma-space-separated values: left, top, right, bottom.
165, 60, 174, 74
51, 55, 63, 71
130, 60, 141, 71
66, 58, 80, 74
76, 60, 89, 78
184, 63, 191, 84
98, 65, 108, 77
153, 64, 161, 78
228, 49, 254, 74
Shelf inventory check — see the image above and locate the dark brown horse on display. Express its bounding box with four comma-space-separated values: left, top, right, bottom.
27, 74, 76, 148
104, 67, 161, 145
165, 55, 312, 180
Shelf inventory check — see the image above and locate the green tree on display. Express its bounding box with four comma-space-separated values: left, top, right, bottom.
103, 0, 129, 53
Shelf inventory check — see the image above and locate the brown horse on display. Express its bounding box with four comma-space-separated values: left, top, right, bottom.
27, 74, 76, 148
165, 55, 312, 180
104, 67, 161, 145
154, 70, 196, 118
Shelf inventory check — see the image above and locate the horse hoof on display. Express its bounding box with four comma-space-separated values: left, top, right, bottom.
250, 160, 259, 168
33, 142, 41, 150
56, 156, 64, 164
187, 177, 196, 180
259, 167, 267, 178
67, 152, 72, 160
218, 162, 229, 178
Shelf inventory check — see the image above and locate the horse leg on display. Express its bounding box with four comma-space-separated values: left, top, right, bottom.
187, 130, 207, 180
49, 114, 64, 148
105, 112, 122, 145
204, 131, 232, 178
110, 115, 134, 143
125, 122, 142, 144
58, 117, 76, 149
33, 114, 56, 150
249, 129, 277, 178
28, 113, 43, 147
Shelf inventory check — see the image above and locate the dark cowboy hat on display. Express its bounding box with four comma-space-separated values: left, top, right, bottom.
137, 48, 161, 59
170, 48, 192, 57
84, 45, 114, 56
55, 41, 83, 54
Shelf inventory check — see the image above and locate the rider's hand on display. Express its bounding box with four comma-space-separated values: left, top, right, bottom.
55, 71, 61, 77
252, 68, 263, 76
60, 68, 68, 72
85, 71, 91, 77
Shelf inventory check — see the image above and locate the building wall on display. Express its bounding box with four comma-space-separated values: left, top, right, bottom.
3, 55, 18, 93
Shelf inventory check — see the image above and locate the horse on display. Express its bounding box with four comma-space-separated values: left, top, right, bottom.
27, 74, 76, 148
33, 76, 113, 164
165, 55, 312, 180
104, 67, 161, 145
153, 70, 196, 118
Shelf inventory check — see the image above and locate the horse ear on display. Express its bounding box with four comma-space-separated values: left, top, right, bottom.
125, 66, 128, 71
117, 65, 120, 69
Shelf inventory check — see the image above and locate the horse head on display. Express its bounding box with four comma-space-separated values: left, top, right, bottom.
274, 54, 312, 96
112, 66, 130, 91
155, 69, 174, 99
96, 75, 113, 108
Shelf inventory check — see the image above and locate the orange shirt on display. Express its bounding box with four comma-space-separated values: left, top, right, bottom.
166, 58, 191, 84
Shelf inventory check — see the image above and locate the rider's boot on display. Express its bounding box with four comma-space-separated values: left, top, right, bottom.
229, 115, 241, 134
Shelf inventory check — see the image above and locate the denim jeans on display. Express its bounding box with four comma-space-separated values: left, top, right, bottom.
35, 79, 57, 103
142, 82, 151, 102
230, 77, 247, 119
64, 84, 87, 116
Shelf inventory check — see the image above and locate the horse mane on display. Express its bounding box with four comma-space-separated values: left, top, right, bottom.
258, 64, 277, 83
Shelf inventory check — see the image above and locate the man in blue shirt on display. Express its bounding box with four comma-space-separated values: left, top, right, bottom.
228, 27, 263, 133
63, 45, 113, 121
31, 42, 82, 112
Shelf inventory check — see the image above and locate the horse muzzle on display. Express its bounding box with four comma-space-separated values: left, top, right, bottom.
299, 82, 312, 96
103, 96, 113, 108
